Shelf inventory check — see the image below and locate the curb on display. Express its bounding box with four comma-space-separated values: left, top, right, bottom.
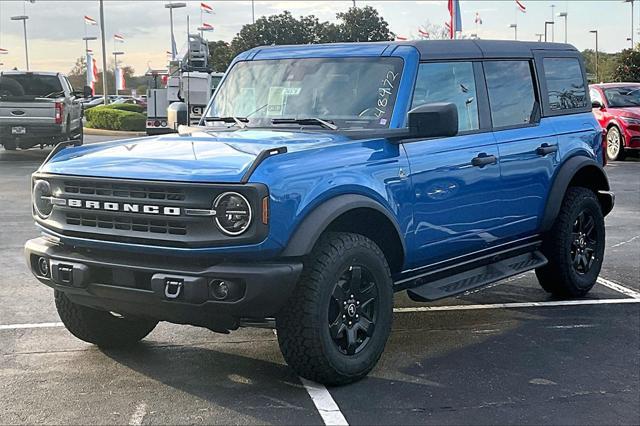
84, 127, 147, 137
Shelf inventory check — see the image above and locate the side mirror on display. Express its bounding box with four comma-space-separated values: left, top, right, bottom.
408, 103, 458, 139
592, 100, 604, 109
83, 85, 93, 99
167, 102, 189, 130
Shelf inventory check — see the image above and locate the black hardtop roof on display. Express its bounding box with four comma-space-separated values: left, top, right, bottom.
399, 39, 578, 60
251, 39, 579, 61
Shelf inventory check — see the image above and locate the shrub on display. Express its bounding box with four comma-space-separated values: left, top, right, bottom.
85, 106, 145, 131
107, 103, 145, 114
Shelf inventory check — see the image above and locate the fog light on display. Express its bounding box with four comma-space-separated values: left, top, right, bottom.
37, 257, 50, 277
209, 279, 230, 300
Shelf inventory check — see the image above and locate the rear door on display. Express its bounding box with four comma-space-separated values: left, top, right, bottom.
403, 61, 502, 267
486, 59, 560, 240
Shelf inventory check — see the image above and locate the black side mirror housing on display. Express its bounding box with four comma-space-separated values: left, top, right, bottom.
408, 103, 458, 139
167, 102, 189, 130
83, 85, 93, 99
591, 100, 604, 109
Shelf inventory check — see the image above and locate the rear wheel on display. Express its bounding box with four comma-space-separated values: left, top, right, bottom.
606, 126, 626, 161
536, 187, 605, 298
276, 232, 393, 385
55, 291, 158, 348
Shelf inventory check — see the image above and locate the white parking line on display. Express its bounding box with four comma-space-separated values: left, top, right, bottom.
597, 277, 640, 299
300, 377, 348, 426
610, 235, 640, 248
128, 402, 147, 426
0, 322, 63, 331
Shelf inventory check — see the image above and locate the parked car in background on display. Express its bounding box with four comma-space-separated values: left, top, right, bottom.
112, 97, 147, 108
0, 71, 83, 150
590, 83, 640, 161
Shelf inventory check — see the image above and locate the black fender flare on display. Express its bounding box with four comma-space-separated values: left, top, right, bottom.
280, 194, 406, 257
540, 156, 613, 232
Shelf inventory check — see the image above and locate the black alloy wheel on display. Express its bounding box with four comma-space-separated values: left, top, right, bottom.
328, 265, 379, 355
571, 209, 598, 274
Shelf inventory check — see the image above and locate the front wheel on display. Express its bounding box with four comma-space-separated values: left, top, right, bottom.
276, 232, 393, 386
536, 187, 605, 298
606, 126, 626, 161
55, 291, 158, 348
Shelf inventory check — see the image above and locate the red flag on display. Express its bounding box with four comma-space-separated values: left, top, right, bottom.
200, 2, 214, 14
114, 34, 125, 43
201, 22, 214, 30
418, 29, 429, 38
516, 0, 526, 13
395, 35, 408, 41
84, 15, 98, 25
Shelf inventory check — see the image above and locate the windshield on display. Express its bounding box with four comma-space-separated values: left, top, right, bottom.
603, 86, 640, 107
0, 74, 63, 99
206, 57, 404, 129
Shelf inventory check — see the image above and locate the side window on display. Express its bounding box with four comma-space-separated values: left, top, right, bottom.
484, 60, 537, 128
590, 88, 603, 105
544, 57, 588, 111
412, 62, 479, 132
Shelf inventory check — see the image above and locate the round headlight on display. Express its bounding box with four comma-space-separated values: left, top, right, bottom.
33, 180, 53, 218
214, 192, 252, 236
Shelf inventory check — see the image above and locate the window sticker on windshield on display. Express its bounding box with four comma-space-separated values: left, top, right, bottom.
375, 70, 399, 119
283, 87, 301, 96
267, 86, 285, 116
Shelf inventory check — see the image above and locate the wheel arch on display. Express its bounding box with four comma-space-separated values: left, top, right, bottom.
540, 156, 613, 232
606, 120, 625, 146
280, 194, 406, 273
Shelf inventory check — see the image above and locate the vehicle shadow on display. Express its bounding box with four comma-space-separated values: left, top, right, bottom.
101, 339, 321, 424
0, 147, 52, 163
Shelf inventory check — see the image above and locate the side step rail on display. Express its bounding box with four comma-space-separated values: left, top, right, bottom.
406, 251, 548, 302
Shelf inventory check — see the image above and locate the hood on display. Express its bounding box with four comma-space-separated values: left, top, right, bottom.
41, 129, 352, 183
608, 106, 640, 117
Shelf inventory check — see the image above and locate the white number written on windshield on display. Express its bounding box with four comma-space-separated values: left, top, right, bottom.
375, 70, 399, 121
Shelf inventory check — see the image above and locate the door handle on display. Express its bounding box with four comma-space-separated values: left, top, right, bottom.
536, 143, 558, 156
471, 153, 497, 168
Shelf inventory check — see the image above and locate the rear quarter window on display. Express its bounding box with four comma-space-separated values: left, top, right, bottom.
543, 57, 588, 111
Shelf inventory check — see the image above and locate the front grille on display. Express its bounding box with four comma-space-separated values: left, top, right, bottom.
35, 174, 268, 248
66, 212, 187, 235
64, 181, 185, 201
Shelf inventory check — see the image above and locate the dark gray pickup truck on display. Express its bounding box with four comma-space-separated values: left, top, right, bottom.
0, 71, 83, 150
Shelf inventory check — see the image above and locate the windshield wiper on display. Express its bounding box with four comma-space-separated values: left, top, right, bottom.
41, 90, 66, 99
203, 116, 248, 129
271, 117, 338, 130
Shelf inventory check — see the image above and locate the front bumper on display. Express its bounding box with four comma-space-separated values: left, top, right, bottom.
25, 237, 302, 332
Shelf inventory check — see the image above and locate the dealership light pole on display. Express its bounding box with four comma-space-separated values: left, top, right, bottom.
509, 23, 518, 40
165, 2, 186, 61
544, 21, 554, 42
558, 12, 568, 43
590, 30, 599, 83
535, 33, 544, 42
113, 51, 124, 96
625, 0, 634, 47
550, 4, 556, 41
83, 36, 97, 55
99, 0, 108, 104
10, 15, 29, 70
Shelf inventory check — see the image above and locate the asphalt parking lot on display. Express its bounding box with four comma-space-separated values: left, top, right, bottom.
0, 136, 638, 425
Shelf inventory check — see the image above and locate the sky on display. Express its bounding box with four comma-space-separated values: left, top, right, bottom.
0, 0, 637, 75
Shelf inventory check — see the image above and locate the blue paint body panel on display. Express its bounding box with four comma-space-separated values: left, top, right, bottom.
37, 42, 605, 275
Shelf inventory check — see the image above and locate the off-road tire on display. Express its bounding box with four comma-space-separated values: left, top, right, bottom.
606, 126, 626, 161
55, 290, 158, 348
536, 187, 605, 298
276, 232, 393, 386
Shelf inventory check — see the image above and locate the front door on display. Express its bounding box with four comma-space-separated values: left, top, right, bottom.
404, 61, 502, 268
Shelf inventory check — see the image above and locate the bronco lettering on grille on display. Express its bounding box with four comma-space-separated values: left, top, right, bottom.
67, 199, 181, 216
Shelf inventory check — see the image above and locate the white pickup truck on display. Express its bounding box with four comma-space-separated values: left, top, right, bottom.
0, 71, 84, 150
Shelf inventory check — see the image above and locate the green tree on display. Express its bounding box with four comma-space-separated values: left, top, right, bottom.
334, 6, 394, 42
208, 40, 234, 72
67, 56, 87, 90
612, 47, 640, 82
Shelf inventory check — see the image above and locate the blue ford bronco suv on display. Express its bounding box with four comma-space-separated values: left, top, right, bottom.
25, 40, 614, 385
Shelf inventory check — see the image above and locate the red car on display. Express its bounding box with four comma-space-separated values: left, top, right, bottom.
590, 83, 640, 161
